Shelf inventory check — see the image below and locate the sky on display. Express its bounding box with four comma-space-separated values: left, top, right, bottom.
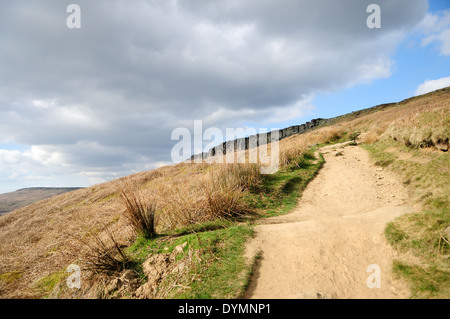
0, 0, 449, 193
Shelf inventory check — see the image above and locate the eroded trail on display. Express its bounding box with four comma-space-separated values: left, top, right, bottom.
245, 143, 414, 299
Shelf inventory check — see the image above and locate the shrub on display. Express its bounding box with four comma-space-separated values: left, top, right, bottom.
280, 137, 308, 168
349, 130, 361, 142
361, 131, 380, 144
201, 165, 253, 220
118, 180, 157, 239
80, 228, 130, 275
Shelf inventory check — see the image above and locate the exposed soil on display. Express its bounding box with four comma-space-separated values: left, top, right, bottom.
245, 142, 417, 299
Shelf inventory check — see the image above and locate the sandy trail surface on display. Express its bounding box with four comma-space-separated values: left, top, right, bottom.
245, 142, 414, 299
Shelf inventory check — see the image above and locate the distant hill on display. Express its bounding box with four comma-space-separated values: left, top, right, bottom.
0, 187, 84, 215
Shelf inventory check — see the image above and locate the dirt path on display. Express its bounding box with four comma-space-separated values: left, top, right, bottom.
245, 142, 415, 299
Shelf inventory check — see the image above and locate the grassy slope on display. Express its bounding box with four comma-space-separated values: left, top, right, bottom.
0, 87, 448, 299
0, 136, 328, 299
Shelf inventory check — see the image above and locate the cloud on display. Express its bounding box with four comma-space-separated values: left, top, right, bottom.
415, 76, 450, 95
0, 0, 428, 191
419, 9, 450, 55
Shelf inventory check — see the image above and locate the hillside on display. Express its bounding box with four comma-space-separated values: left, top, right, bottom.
0, 188, 84, 215
0, 87, 448, 299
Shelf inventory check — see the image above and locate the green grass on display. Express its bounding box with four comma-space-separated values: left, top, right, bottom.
172, 225, 255, 299
34, 271, 67, 296
385, 222, 410, 245
173, 219, 235, 236
244, 150, 324, 219
393, 261, 450, 298
363, 138, 450, 298
0, 271, 23, 284
126, 225, 255, 298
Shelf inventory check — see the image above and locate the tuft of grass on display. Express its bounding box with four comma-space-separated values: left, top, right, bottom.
80, 228, 131, 276
201, 167, 253, 221
154, 163, 262, 231
393, 261, 450, 298
34, 271, 66, 296
361, 131, 380, 144
385, 222, 410, 247
118, 180, 157, 239
349, 130, 361, 142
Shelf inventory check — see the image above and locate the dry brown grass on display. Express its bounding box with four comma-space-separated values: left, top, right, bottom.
201, 164, 256, 219
280, 135, 310, 167
1, 87, 448, 298
117, 180, 157, 239
384, 108, 449, 150
0, 158, 272, 297
339, 88, 450, 151
0, 128, 325, 298
361, 131, 380, 144
0, 168, 168, 298
280, 125, 346, 166
152, 162, 262, 230
79, 228, 130, 276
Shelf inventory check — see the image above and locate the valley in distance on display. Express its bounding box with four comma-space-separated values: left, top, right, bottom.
0, 187, 84, 215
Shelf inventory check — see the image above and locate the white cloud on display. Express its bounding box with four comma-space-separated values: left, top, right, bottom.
419, 9, 450, 55
439, 28, 450, 55
415, 76, 450, 96
0, 147, 69, 193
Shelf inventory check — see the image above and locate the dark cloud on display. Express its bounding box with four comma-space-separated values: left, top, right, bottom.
0, 0, 428, 190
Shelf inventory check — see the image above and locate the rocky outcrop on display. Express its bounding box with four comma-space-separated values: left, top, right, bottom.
190, 118, 330, 161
